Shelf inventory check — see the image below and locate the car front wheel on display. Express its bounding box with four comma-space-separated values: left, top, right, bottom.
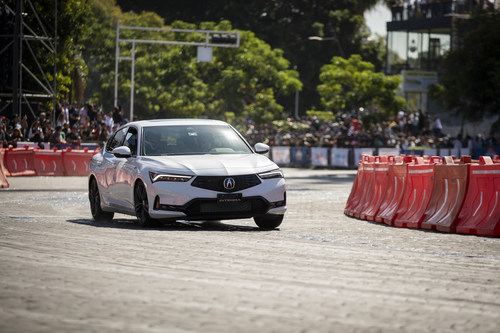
254, 214, 284, 230
89, 178, 114, 222
134, 181, 157, 227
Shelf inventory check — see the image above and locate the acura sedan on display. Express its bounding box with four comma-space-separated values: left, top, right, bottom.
88, 119, 286, 229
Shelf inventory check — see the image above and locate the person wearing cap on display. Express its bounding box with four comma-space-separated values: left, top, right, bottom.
28, 120, 45, 149
51, 125, 66, 149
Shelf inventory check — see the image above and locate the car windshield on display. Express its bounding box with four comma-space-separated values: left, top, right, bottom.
142, 124, 253, 156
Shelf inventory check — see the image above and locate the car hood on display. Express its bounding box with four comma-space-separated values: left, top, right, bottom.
138, 154, 278, 176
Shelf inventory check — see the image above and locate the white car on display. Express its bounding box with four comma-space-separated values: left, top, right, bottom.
88, 119, 286, 229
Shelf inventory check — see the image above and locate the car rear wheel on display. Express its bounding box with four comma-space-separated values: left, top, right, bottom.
134, 181, 157, 227
254, 214, 283, 230
89, 178, 114, 222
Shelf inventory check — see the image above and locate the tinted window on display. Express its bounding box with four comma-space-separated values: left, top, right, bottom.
123, 127, 138, 155
105, 128, 127, 152
142, 125, 252, 156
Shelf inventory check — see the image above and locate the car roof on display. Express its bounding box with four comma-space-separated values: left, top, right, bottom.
128, 119, 229, 128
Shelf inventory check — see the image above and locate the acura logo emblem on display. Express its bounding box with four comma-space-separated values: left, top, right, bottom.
223, 177, 236, 190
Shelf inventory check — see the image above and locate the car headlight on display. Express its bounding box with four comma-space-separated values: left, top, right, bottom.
149, 172, 193, 183
258, 169, 284, 179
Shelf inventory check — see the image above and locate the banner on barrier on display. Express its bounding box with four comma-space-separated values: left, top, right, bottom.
353, 148, 373, 166
311, 147, 328, 167
378, 148, 400, 157
271, 146, 290, 166
290, 147, 308, 166
439, 148, 450, 157
331, 148, 349, 167
424, 148, 437, 157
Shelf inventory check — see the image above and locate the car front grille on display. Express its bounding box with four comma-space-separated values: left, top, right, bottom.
191, 174, 262, 193
182, 197, 270, 219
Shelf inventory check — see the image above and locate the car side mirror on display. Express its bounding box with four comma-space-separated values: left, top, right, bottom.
254, 143, 270, 154
111, 146, 132, 158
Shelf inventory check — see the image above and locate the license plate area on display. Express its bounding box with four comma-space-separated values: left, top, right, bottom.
217, 193, 242, 203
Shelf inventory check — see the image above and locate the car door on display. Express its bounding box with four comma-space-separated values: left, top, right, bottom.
101, 127, 127, 207
113, 126, 139, 211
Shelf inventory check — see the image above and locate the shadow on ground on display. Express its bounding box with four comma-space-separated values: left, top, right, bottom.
67, 218, 274, 232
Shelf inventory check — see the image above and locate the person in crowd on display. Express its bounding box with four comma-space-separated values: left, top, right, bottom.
69, 102, 79, 128
79, 103, 89, 128
28, 120, 45, 149
112, 105, 123, 126
51, 125, 66, 149
105, 110, 114, 130
10, 127, 24, 148
66, 125, 82, 149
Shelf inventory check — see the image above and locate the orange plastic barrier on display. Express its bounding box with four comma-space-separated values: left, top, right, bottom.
3, 146, 36, 176
345, 155, 374, 217
421, 156, 469, 233
0, 149, 9, 188
62, 147, 95, 176
352, 158, 376, 218
33, 148, 65, 176
345, 155, 370, 216
455, 156, 500, 237
376, 157, 410, 225
359, 156, 390, 220
393, 157, 440, 228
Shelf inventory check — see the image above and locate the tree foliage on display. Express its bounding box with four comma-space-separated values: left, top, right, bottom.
318, 54, 405, 115
115, 0, 384, 112
431, 9, 500, 125
81, 1, 302, 123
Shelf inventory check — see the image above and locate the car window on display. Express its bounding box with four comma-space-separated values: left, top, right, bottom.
142, 125, 252, 156
105, 128, 127, 153
123, 127, 138, 156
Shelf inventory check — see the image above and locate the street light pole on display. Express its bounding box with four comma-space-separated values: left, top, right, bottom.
308, 36, 345, 58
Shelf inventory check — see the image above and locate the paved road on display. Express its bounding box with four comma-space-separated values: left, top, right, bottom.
1, 169, 499, 333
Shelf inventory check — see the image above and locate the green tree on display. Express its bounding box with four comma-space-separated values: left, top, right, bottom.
115, 0, 384, 114
81, 1, 301, 123
317, 54, 405, 114
430, 9, 500, 134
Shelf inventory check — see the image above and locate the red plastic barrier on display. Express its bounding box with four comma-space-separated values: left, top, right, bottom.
456, 156, 500, 237
359, 156, 391, 220
0, 149, 9, 188
3, 146, 36, 176
421, 156, 469, 233
376, 157, 411, 225
345, 155, 370, 216
33, 148, 65, 176
352, 159, 377, 218
62, 147, 95, 176
345, 155, 375, 217
393, 157, 440, 228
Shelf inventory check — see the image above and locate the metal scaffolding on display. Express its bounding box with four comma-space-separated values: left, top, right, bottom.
0, 0, 57, 122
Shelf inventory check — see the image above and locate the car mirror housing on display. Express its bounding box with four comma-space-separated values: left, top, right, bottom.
111, 146, 132, 158
254, 143, 270, 154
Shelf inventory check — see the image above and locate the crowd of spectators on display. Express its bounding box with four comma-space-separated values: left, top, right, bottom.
0, 102, 128, 150
1, 104, 499, 159
244, 110, 500, 158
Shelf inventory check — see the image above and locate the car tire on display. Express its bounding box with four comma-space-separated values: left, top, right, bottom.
89, 178, 114, 222
254, 214, 284, 230
134, 181, 157, 227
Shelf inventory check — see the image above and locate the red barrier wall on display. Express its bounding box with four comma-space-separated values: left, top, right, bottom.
376, 163, 408, 225
4, 147, 36, 176
359, 158, 390, 220
33, 149, 65, 176
393, 158, 438, 228
421, 157, 469, 233
456, 157, 500, 237
62, 148, 95, 176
